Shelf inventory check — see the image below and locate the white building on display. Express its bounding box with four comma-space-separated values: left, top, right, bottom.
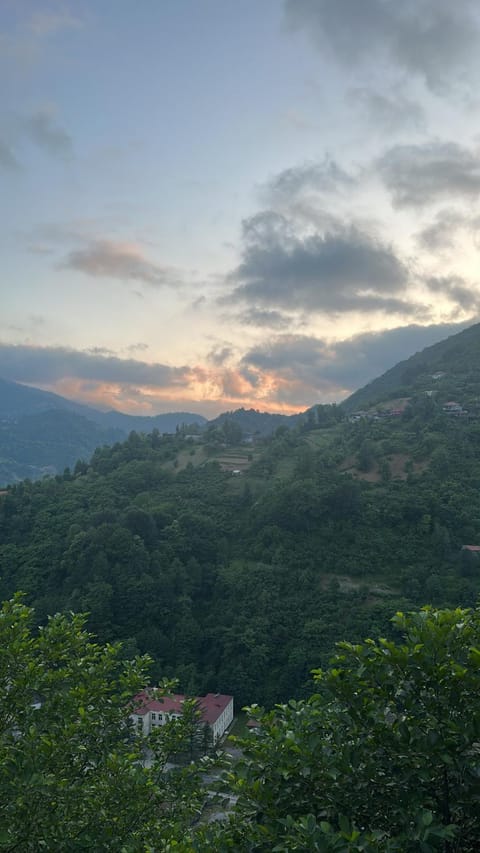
132, 691, 234, 743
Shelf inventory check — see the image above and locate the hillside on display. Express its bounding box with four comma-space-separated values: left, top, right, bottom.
0, 378, 207, 485
343, 322, 480, 412
3, 322, 480, 704
0, 410, 124, 485
2, 381, 480, 706
208, 407, 303, 436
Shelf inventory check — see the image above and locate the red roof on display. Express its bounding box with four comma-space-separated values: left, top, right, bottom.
133, 691, 187, 716
198, 693, 233, 725
133, 691, 233, 724
462, 545, 480, 552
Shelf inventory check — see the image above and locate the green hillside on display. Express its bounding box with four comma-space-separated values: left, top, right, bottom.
2, 379, 480, 706
342, 321, 480, 412
0, 378, 207, 485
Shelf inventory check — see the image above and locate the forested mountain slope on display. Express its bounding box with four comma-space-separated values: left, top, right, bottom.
343, 321, 480, 412
1, 389, 480, 706
0, 377, 206, 485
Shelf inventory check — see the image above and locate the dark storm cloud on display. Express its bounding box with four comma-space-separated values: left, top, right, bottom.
61, 240, 180, 287
23, 109, 73, 158
284, 0, 480, 93
0, 344, 188, 387
226, 211, 417, 316
350, 88, 425, 132
378, 142, 480, 207
242, 321, 472, 398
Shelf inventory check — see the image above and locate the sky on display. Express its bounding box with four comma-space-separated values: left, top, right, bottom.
2, 0, 480, 416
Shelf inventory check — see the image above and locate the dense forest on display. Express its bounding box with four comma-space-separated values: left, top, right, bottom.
1, 382, 480, 707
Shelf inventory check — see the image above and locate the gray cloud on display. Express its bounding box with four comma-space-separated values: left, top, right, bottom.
0, 139, 20, 172
239, 308, 295, 330
425, 275, 480, 311
0, 109, 72, 171
207, 345, 233, 367
378, 142, 480, 207
0, 344, 188, 387
126, 342, 149, 354
417, 209, 467, 250
28, 10, 83, 37
416, 208, 480, 250
261, 158, 354, 206
61, 240, 180, 287
350, 87, 425, 132
226, 210, 418, 316
242, 320, 472, 402
284, 0, 480, 93
23, 109, 73, 158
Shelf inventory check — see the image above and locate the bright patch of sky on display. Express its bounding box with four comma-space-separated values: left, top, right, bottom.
2, 0, 480, 414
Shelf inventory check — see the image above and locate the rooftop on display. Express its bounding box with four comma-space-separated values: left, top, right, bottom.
133, 691, 233, 724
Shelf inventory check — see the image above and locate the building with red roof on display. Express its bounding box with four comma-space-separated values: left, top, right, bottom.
132, 691, 234, 742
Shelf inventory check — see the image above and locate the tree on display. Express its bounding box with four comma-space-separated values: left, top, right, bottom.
0, 596, 207, 852
208, 605, 480, 852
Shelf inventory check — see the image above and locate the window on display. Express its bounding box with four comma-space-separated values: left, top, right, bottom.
151, 712, 157, 720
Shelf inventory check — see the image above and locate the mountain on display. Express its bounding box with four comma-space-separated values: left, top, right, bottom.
0, 409, 124, 485
92, 409, 208, 434
342, 321, 480, 412
207, 407, 304, 436
2, 355, 480, 707
0, 377, 100, 420
0, 378, 207, 485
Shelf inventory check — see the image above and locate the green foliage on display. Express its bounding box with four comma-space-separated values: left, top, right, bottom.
207, 605, 480, 851
0, 595, 207, 851
2, 393, 480, 706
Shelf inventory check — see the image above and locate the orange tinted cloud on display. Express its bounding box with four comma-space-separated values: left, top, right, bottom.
47, 369, 309, 416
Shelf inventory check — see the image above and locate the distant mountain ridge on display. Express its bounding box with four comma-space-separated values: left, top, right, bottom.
0, 377, 207, 431
208, 407, 303, 436
0, 378, 207, 485
3, 319, 480, 484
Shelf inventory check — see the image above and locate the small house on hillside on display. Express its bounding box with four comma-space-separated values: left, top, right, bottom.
443, 401, 464, 415
462, 545, 480, 555
132, 691, 234, 743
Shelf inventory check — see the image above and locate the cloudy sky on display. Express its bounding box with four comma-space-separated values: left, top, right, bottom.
2, 0, 480, 416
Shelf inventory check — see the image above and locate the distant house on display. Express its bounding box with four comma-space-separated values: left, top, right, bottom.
442, 401, 464, 415
431, 372, 446, 380
132, 691, 234, 743
242, 433, 255, 444
462, 545, 480, 555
